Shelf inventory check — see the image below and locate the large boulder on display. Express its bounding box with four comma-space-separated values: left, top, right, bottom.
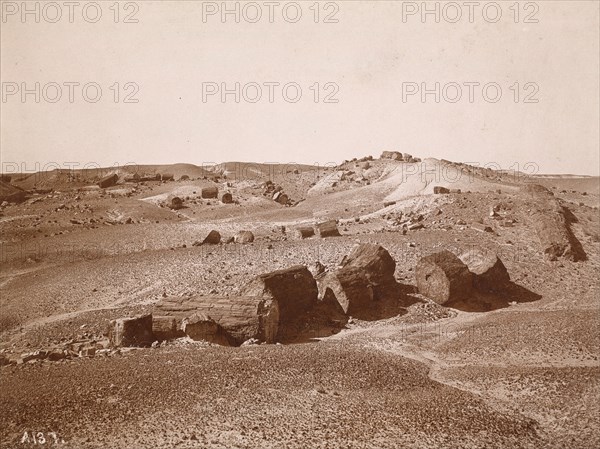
241, 265, 318, 327
433, 186, 450, 194
161, 173, 174, 181
459, 249, 510, 292
109, 314, 154, 347
416, 251, 473, 305
154, 296, 279, 344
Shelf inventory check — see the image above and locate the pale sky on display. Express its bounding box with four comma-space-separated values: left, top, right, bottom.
1, 0, 599, 175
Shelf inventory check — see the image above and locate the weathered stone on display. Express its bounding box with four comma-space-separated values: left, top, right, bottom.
273, 191, 289, 204
315, 220, 340, 238
381, 151, 403, 161
161, 173, 174, 181
201, 186, 218, 199
317, 267, 373, 315
341, 244, 396, 286
168, 196, 184, 210
98, 174, 118, 188
459, 249, 510, 292
433, 186, 450, 194
234, 231, 255, 243
294, 226, 315, 239
241, 265, 318, 327
416, 251, 473, 305
521, 185, 585, 261
471, 223, 494, 233
109, 314, 155, 347
221, 192, 233, 203
202, 230, 221, 244
182, 313, 230, 345
152, 316, 180, 340
155, 296, 279, 344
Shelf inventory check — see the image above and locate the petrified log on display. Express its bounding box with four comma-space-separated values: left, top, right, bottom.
471, 222, 494, 233
315, 220, 340, 238
109, 314, 154, 347
152, 316, 180, 340
416, 251, 473, 305
341, 243, 396, 285
201, 186, 218, 199
234, 231, 255, 243
182, 313, 231, 346
221, 192, 233, 203
317, 266, 373, 315
98, 174, 118, 188
202, 230, 221, 244
155, 296, 279, 344
433, 186, 450, 194
168, 196, 183, 210
520, 185, 585, 261
294, 226, 315, 239
459, 249, 510, 292
241, 265, 318, 325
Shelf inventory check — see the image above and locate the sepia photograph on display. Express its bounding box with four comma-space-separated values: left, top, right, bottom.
0, 1, 599, 448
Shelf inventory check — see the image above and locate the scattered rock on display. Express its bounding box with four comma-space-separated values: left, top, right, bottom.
433, 186, 450, 194
202, 230, 221, 245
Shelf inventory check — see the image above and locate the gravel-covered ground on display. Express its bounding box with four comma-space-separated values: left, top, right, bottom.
1, 167, 598, 448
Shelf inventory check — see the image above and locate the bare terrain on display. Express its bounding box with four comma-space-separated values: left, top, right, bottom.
1, 155, 599, 448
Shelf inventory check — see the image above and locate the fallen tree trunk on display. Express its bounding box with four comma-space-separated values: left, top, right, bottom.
293, 226, 315, 239
154, 296, 279, 345
241, 265, 318, 326
341, 243, 396, 285
109, 314, 154, 347
317, 266, 373, 315
521, 185, 586, 261
315, 220, 340, 237
416, 251, 473, 305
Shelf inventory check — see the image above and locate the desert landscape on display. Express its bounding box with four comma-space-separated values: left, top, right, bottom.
0, 154, 598, 448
